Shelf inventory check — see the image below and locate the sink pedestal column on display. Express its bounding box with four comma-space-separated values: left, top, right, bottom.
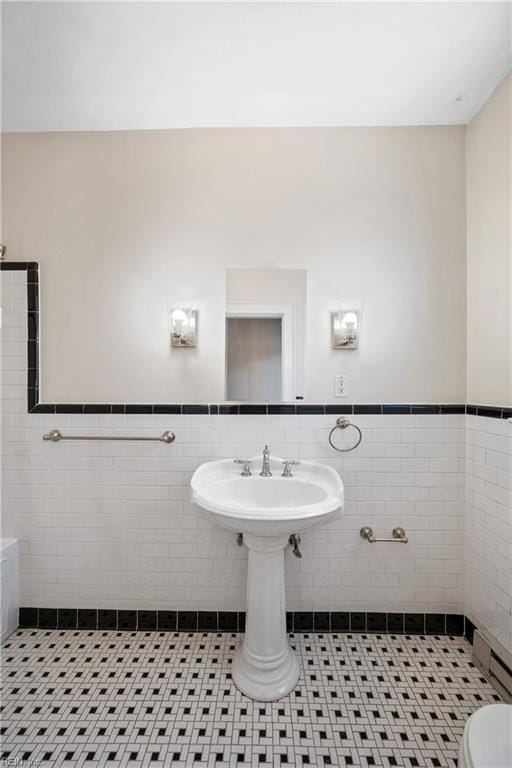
233, 533, 299, 701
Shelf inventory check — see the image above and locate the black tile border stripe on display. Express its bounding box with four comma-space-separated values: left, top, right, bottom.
1, 263, 510, 419
18, 607, 468, 638
28, 402, 472, 415
466, 404, 511, 419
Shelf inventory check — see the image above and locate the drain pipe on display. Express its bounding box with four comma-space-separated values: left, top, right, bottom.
237, 532, 302, 558
236, 533, 302, 558
288, 534, 302, 558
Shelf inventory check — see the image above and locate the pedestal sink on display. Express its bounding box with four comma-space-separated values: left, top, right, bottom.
191, 454, 344, 701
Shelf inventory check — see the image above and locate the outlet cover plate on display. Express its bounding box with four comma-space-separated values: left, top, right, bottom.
334, 374, 349, 398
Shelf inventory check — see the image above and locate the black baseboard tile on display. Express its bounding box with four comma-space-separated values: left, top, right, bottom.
177, 611, 198, 631
313, 612, 330, 632
18, 607, 38, 628
218, 611, 238, 632
386, 613, 404, 634
16, 608, 469, 637
38, 608, 57, 629
464, 617, 476, 644
57, 608, 77, 629
330, 612, 350, 632
293, 612, 314, 632
157, 611, 177, 631
425, 613, 445, 635
77, 609, 98, 630
118, 610, 137, 630
446, 614, 465, 636
198, 611, 218, 631
404, 613, 425, 635
138, 610, 157, 631
98, 609, 117, 630
366, 612, 387, 633
350, 612, 366, 632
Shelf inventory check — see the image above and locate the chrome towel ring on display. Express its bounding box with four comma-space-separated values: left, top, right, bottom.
328, 417, 362, 452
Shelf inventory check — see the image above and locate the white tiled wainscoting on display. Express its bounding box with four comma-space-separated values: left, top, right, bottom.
1, 409, 466, 614
465, 414, 512, 651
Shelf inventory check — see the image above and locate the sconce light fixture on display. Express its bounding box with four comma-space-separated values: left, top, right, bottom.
169, 305, 198, 348
331, 301, 364, 349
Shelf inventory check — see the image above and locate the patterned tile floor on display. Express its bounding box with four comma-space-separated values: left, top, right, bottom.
0, 629, 501, 768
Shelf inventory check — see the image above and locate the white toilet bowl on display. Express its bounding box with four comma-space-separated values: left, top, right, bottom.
459, 703, 512, 768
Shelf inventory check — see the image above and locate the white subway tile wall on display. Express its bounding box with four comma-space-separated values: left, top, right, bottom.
1, 271, 466, 615
465, 415, 512, 651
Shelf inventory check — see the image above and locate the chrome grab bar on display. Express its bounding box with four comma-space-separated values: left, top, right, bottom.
360, 526, 408, 544
43, 429, 175, 443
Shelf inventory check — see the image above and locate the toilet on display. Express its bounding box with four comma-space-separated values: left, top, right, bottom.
459, 704, 512, 768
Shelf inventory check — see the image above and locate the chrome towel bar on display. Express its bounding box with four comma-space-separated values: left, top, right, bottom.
43, 429, 175, 443
328, 417, 362, 452
360, 526, 408, 544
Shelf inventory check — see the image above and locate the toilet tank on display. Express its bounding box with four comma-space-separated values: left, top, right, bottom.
0, 539, 19, 641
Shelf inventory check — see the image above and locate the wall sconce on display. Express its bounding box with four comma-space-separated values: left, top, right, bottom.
169, 305, 198, 348
331, 302, 364, 349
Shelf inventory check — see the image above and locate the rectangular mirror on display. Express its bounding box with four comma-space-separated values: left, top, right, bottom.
225, 269, 307, 402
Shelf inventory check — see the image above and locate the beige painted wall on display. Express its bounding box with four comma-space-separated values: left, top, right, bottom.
466, 74, 512, 406
2, 127, 466, 403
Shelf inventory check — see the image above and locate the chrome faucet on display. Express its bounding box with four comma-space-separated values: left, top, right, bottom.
260, 445, 272, 477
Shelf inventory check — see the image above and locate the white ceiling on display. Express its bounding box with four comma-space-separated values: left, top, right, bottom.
2, 1, 511, 131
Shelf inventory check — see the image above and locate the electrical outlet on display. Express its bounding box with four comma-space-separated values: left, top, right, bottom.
334, 374, 349, 398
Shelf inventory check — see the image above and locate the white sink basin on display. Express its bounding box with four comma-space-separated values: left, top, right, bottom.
191, 454, 344, 702
191, 457, 343, 536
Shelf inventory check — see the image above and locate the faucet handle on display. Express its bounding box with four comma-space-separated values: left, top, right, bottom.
281, 459, 301, 477
234, 459, 252, 477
